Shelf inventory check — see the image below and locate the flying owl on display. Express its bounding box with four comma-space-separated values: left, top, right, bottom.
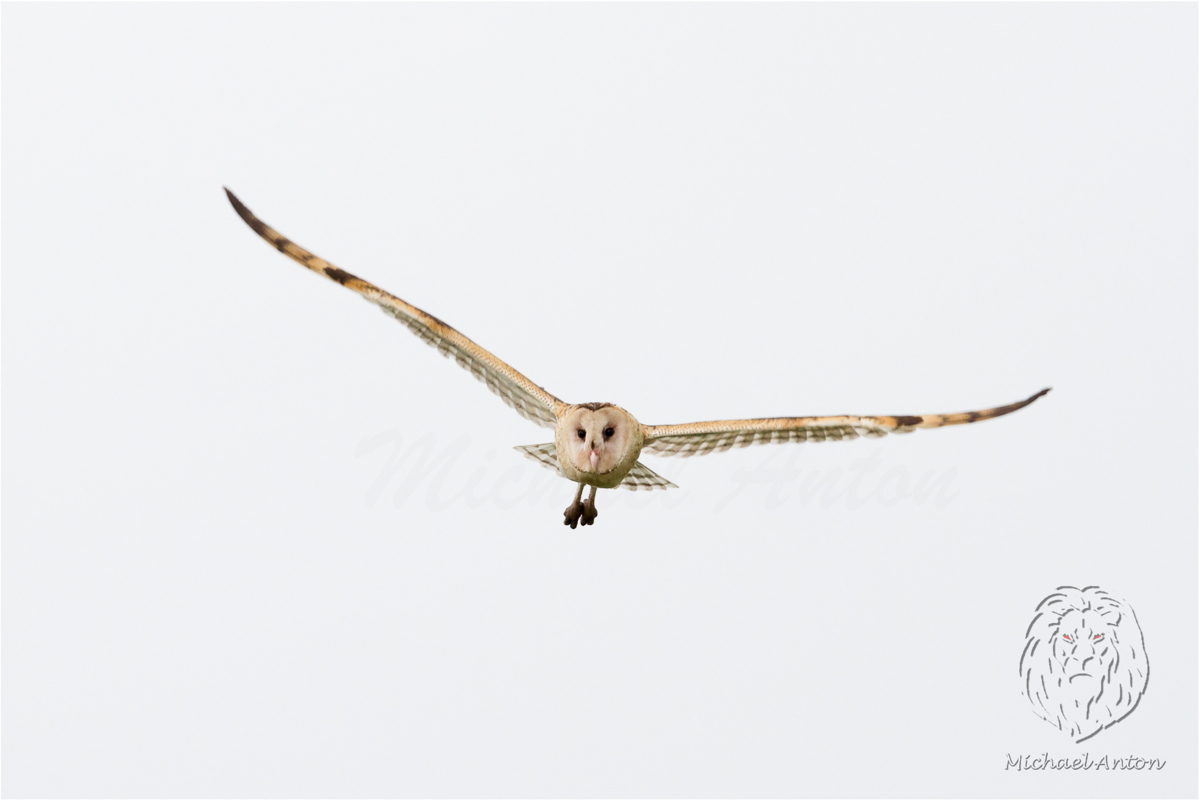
226, 190, 1049, 528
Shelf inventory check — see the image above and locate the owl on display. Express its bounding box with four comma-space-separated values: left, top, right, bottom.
226, 190, 1049, 527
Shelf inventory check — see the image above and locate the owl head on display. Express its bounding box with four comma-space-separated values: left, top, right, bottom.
559, 403, 640, 475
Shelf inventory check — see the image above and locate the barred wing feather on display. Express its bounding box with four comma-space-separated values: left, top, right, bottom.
618, 462, 678, 491
643, 422, 884, 457
514, 442, 564, 477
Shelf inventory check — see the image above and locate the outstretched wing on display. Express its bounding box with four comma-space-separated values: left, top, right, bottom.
226, 190, 565, 428
642, 389, 1050, 457
618, 462, 678, 491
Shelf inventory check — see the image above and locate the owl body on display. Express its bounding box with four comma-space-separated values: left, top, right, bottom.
225, 189, 1050, 527
554, 403, 644, 488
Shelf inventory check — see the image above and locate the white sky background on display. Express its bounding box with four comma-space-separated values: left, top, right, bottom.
2, 3, 1196, 797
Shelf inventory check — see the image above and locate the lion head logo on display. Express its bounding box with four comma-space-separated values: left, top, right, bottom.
1020, 586, 1149, 742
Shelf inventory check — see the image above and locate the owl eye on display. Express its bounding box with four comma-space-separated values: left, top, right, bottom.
577, 429, 586, 440
604, 427, 614, 438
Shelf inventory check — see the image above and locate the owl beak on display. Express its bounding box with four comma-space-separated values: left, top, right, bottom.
589, 450, 599, 471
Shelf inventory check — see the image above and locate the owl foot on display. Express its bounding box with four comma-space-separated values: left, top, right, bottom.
563, 484, 599, 529
580, 497, 599, 526
563, 502, 585, 529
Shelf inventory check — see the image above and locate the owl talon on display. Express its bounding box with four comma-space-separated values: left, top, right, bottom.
580, 499, 598, 526
563, 502, 584, 529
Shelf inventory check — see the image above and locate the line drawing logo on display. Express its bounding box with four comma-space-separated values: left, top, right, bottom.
1019, 586, 1149, 743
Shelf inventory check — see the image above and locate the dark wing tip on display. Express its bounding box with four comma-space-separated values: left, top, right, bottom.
223, 188, 268, 235
998, 387, 1051, 419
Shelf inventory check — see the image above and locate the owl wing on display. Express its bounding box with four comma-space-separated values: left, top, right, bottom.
226, 190, 565, 428
642, 389, 1050, 457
